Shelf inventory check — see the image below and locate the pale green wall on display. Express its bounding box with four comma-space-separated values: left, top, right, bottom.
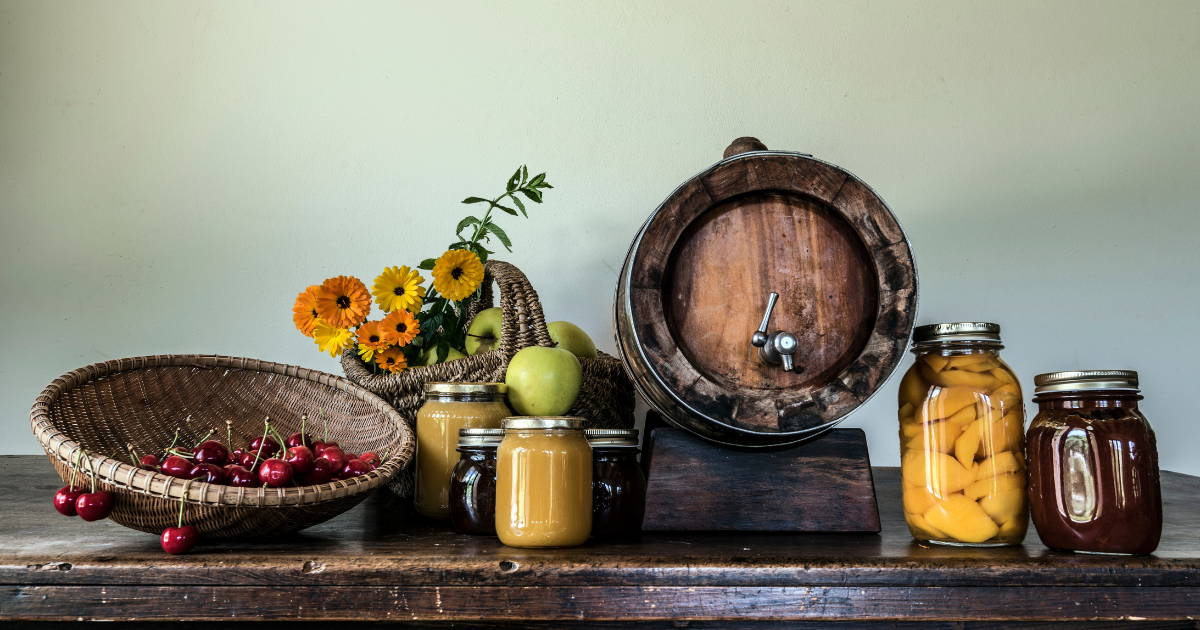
3, 1, 1198, 474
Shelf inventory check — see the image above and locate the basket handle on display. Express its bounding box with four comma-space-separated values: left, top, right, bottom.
464, 260, 554, 365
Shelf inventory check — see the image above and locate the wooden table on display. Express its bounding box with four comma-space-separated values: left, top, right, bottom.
2, 455, 1197, 628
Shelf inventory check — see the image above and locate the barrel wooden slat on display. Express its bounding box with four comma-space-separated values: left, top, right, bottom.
616, 139, 918, 450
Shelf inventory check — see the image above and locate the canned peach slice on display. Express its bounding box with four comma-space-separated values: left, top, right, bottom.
906, 512, 948, 540
979, 488, 1025, 525
917, 386, 982, 423
902, 450, 976, 494
921, 363, 1003, 390
902, 483, 944, 515
923, 495, 1000, 544
954, 422, 982, 469
922, 354, 950, 372
898, 369, 931, 407
945, 404, 977, 429
964, 471, 1025, 500
944, 354, 995, 369
978, 412, 1023, 455
905, 420, 963, 454
976, 451, 1020, 480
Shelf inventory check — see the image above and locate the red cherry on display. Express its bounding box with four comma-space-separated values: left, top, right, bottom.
313, 441, 337, 457
140, 454, 160, 469
76, 490, 115, 522
160, 455, 193, 479
358, 452, 381, 469
249, 435, 280, 459
226, 465, 257, 487
339, 459, 372, 479
299, 457, 336, 485
285, 432, 316, 449
188, 463, 225, 484
192, 440, 229, 466
54, 486, 86, 516
161, 525, 199, 555
319, 447, 346, 472
284, 446, 315, 476
257, 459, 293, 487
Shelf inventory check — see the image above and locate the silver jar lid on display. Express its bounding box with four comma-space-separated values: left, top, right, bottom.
502, 416, 585, 431
424, 382, 507, 395
912, 322, 1001, 345
1034, 370, 1139, 393
458, 428, 504, 447
585, 429, 640, 447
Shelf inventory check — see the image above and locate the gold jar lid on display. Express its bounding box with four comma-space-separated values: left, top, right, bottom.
1034, 370, 1139, 393
458, 428, 505, 447
424, 382, 507, 395
913, 322, 1001, 345
585, 429, 639, 447
502, 416, 585, 430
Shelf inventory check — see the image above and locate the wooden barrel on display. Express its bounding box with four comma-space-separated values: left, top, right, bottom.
615, 138, 918, 449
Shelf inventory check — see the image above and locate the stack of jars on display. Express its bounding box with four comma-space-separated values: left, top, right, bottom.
414, 383, 646, 548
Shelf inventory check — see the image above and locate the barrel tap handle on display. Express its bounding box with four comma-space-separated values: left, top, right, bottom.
751, 292, 779, 349
750, 292, 799, 373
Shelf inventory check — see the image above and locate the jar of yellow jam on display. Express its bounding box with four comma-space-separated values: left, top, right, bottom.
414, 382, 511, 520
496, 417, 592, 548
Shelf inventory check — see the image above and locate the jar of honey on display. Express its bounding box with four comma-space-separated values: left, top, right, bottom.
449, 428, 504, 535
1027, 370, 1161, 554
496, 417, 592, 548
414, 382, 510, 520
586, 429, 646, 538
898, 323, 1028, 546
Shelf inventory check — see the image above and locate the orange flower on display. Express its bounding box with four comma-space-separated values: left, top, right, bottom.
355, 320, 389, 362
375, 346, 407, 373
381, 309, 420, 347
292, 285, 322, 338
315, 276, 371, 329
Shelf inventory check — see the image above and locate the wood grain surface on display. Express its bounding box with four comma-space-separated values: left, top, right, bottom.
2, 456, 1198, 623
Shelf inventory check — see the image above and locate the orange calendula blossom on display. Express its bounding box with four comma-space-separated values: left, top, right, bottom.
315, 276, 371, 329
431, 249, 484, 302
381, 309, 420, 347
292, 285, 322, 338
372, 266, 426, 313
375, 346, 407, 373
355, 320, 389, 362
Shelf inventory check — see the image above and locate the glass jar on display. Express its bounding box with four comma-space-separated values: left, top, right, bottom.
1027, 370, 1161, 555
449, 428, 503, 535
496, 417, 592, 548
414, 382, 511, 520
898, 322, 1028, 546
586, 429, 646, 538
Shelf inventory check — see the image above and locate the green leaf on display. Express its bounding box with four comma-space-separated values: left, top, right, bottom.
521, 165, 528, 185
528, 173, 545, 188
509, 194, 527, 217
418, 258, 437, 270
507, 167, 521, 192
521, 188, 542, 203
455, 216, 481, 237
448, 241, 469, 251
487, 222, 513, 251
436, 338, 450, 363
462, 197, 490, 204
495, 204, 518, 216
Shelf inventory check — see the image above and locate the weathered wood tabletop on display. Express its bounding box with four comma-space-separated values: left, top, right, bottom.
1, 455, 1197, 628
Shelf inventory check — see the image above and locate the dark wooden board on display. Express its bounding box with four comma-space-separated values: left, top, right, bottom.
641, 428, 880, 532
2, 456, 1199, 623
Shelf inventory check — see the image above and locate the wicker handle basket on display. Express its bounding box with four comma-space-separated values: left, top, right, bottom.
31, 355, 414, 538
341, 259, 636, 497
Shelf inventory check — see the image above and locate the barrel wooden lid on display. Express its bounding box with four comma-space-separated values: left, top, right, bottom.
616, 138, 917, 449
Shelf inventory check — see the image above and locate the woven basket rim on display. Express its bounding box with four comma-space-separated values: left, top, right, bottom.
30, 354, 413, 508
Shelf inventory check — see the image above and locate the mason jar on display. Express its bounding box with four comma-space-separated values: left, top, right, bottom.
449, 428, 504, 536
496, 417, 592, 548
414, 382, 510, 520
1027, 370, 1161, 554
898, 322, 1028, 546
585, 429, 646, 538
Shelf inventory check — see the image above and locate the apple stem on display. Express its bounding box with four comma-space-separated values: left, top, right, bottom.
178, 478, 195, 529
300, 414, 308, 448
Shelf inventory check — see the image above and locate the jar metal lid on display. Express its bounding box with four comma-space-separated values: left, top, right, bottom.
585, 429, 640, 447
502, 416, 585, 430
424, 382, 507, 395
1034, 370, 1139, 393
458, 428, 504, 446
913, 322, 1001, 344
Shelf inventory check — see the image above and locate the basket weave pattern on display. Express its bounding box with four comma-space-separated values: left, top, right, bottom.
341, 259, 636, 497
31, 355, 413, 538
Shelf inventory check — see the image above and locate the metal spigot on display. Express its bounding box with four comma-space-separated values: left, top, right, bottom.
750, 292, 799, 372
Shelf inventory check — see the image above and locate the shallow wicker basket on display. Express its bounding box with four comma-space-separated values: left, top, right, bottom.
30, 354, 413, 538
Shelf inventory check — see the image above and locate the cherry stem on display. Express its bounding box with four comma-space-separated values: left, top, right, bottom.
191, 428, 216, 449
178, 478, 195, 529
251, 419, 270, 470
166, 428, 181, 454
320, 408, 328, 442
183, 415, 199, 443
268, 425, 289, 449
84, 452, 97, 494
126, 444, 139, 466
69, 450, 83, 489
300, 414, 308, 448
380, 448, 391, 463
226, 420, 233, 449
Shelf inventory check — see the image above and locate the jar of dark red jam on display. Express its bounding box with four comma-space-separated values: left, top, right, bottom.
586, 429, 646, 538
1027, 370, 1161, 555
449, 428, 503, 536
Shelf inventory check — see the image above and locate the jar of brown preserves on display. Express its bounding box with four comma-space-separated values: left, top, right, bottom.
1027, 370, 1161, 555
449, 428, 504, 536
585, 429, 646, 538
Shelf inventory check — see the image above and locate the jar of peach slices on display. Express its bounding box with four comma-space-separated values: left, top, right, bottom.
898, 322, 1028, 546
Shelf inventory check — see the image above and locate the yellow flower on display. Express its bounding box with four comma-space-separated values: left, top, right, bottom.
315, 276, 371, 329
375, 346, 407, 373
381, 309, 420, 347
292, 285, 322, 338
355, 320, 389, 361
313, 320, 355, 357
372, 266, 426, 313
431, 250, 484, 302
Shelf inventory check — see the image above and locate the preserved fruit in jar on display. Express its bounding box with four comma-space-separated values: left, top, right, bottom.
415, 383, 511, 520
898, 323, 1028, 546
496, 417, 592, 548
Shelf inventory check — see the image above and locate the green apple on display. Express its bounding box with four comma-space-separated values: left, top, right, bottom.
505, 346, 582, 416
419, 346, 466, 365
546, 321, 598, 359
465, 307, 503, 355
